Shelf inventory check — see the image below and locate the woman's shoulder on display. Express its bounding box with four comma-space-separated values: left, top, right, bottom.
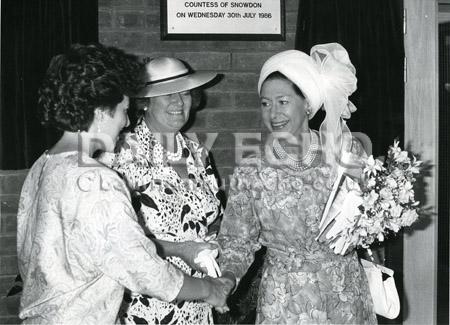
68, 163, 127, 195
116, 131, 141, 157
99, 131, 147, 169
24, 153, 127, 199
118, 130, 140, 148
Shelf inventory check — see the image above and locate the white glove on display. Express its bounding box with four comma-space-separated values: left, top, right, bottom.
194, 248, 222, 278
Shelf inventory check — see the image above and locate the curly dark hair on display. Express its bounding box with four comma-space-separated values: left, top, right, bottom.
38, 43, 143, 132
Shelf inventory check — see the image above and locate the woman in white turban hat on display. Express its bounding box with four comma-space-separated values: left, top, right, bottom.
257, 43, 359, 170
217, 43, 377, 324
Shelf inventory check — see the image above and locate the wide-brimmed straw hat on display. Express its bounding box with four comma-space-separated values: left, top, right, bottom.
136, 57, 217, 97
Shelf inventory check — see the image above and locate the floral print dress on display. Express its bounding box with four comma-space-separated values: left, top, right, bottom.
106, 121, 223, 325
218, 133, 377, 324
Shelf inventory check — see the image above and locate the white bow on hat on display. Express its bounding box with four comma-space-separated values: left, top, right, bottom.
311, 43, 358, 168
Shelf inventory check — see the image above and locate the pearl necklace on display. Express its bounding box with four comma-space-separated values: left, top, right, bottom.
153, 133, 184, 162
166, 133, 184, 162
272, 130, 319, 171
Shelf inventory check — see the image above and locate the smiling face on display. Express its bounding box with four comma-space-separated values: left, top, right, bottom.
260, 76, 309, 140
145, 90, 192, 133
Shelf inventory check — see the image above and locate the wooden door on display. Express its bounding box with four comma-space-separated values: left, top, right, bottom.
403, 0, 439, 324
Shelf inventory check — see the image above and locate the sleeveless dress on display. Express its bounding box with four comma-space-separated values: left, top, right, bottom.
107, 121, 223, 325
218, 132, 377, 324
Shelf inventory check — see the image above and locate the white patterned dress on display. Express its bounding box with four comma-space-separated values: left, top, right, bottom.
17, 152, 184, 325
106, 121, 223, 324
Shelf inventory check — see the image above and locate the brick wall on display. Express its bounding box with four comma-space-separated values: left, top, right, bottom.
0, 170, 27, 324
99, 0, 300, 189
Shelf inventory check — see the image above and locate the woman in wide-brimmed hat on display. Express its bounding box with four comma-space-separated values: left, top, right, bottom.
103, 57, 227, 324
17, 45, 232, 324
217, 43, 377, 324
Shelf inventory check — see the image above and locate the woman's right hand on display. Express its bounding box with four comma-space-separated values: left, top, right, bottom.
178, 240, 220, 274
203, 276, 235, 313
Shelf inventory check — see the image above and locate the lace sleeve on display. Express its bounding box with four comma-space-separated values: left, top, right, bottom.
217, 161, 262, 284
65, 168, 184, 302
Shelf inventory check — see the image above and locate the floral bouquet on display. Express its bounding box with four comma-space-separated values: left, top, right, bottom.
316, 140, 422, 255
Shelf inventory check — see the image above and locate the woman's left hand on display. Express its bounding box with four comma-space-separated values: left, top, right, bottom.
178, 240, 220, 274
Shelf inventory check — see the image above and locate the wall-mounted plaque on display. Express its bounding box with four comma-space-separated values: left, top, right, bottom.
161, 0, 285, 40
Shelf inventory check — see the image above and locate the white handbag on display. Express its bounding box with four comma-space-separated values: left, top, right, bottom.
360, 258, 400, 319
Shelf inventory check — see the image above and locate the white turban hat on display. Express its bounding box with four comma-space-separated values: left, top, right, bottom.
258, 50, 324, 118
258, 43, 358, 169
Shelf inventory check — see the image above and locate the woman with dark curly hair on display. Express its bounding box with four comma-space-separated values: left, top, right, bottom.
16, 43, 233, 324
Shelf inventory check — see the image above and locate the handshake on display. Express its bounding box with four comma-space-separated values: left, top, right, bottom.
203, 271, 236, 313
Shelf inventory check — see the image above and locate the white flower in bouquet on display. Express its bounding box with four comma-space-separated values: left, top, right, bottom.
394, 151, 409, 163
380, 200, 391, 211
388, 221, 401, 233
364, 190, 379, 207
363, 156, 384, 176
401, 209, 419, 227
390, 205, 403, 218
367, 177, 376, 188
391, 168, 404, 179
380, 188, 393, 201
385, 177, 397, 189
390, 140, 402, 155
398, 181, 414, 204
317, 140, 422, 255
410, 157, 421, 174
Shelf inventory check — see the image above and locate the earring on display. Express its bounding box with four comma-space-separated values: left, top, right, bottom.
305, 104, 312, 116
96, 110, 103, 133
143, 106, 148, 112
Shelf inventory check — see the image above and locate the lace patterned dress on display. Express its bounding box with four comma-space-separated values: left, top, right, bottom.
218, 134, 377, 324
17, 152, 184, 324
106, 121, 223, 325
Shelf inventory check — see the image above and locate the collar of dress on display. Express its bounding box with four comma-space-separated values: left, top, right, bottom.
134, 120, 190, 168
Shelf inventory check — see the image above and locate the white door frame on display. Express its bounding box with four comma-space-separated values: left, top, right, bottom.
403, 0, 440, 324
